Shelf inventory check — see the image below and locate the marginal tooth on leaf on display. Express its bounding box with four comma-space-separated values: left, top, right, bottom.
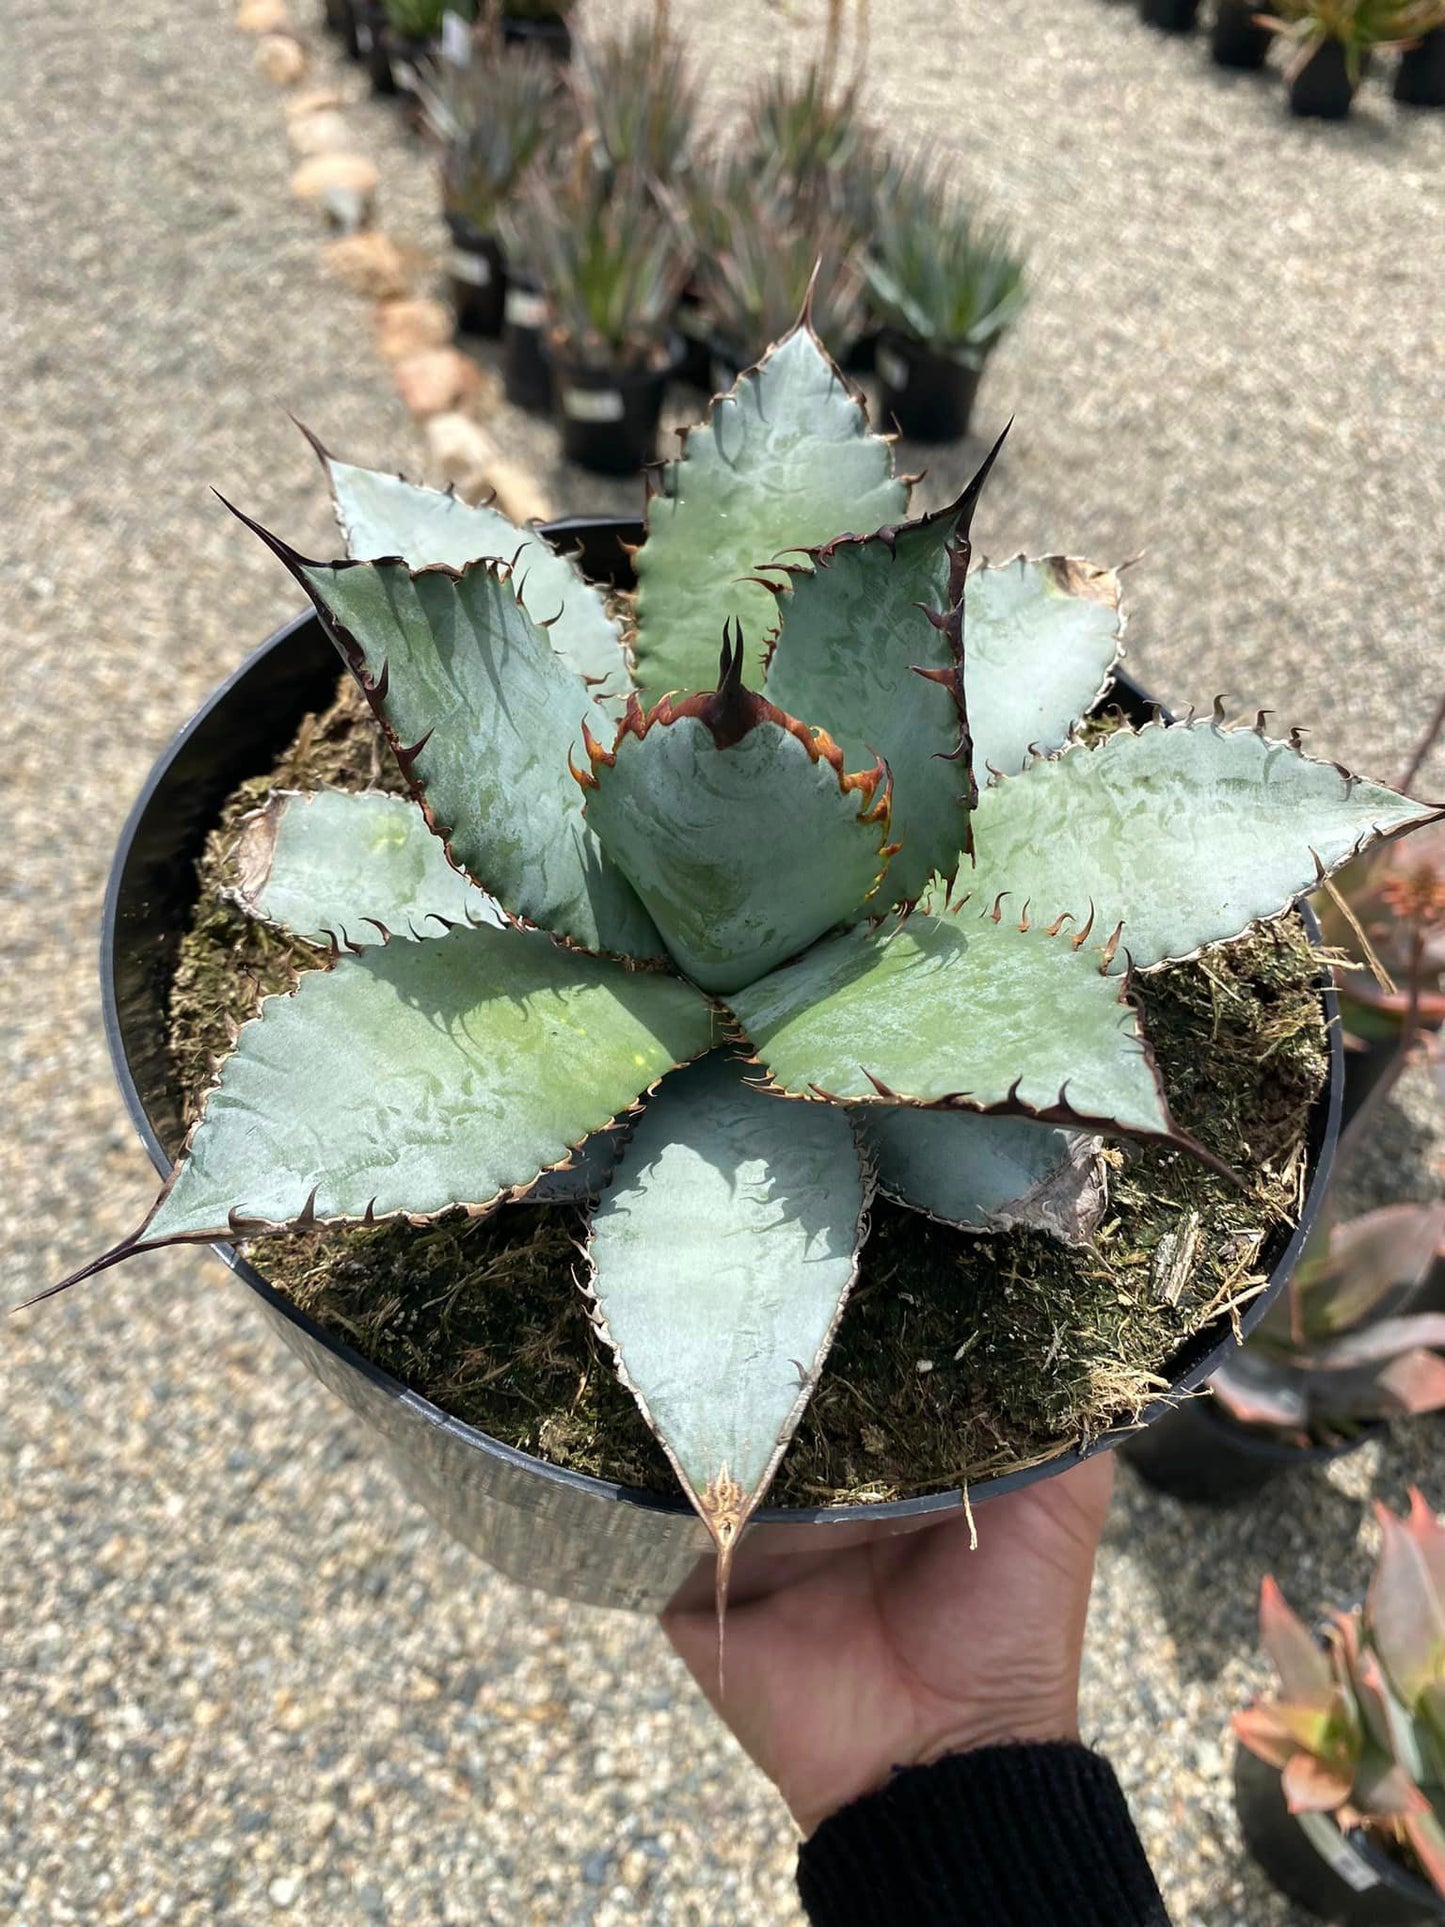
579, 717, 615, 772
1211, 695, 1228, 728
1017, 899, 1032, 933
988, 892, 1009, 924
566, 747, 597, 792
1071, 901, 1097, 949
296, 1184, 320, 1229
1288, 726, 1308, 751
395, 727, 434, 771
860, 1067, 900, 1099
362, 1198, 377, 1226
1148, 703, 1165, 727
362, 918, 392, 942
1254, 709, 1271, 736
1045, 910, 1075, 938
1099, 921, 1125, 973
342, 932, 366, 956
1309, 845, 1328, 884
910, 661, 957, 684
954, 420, 1011, 544
984, 760, 1006, 784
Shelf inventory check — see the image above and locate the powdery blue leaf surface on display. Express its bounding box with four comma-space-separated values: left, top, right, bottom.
317, 448, 631, 703
727, 903, 1175, 1140
964, 555, 1124, 781
857, 1106, 1106, 1244
581, 656, 893, 994
279, 546, 662, 959
129, 923, 714, 1250
586, 1054, 868, 1553
631, 326, 908, 701
230, 788, 501, 945
966, 721, 1440, 972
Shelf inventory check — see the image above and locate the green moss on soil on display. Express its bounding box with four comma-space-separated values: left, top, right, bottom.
169, 674, 1329, 1505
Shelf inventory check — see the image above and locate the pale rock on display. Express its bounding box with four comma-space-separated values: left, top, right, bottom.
291, 154, 378, 235
286, 109, 351, 157
284, 86, 346, 119
256, 33, 308, 84
424, 412, 554, 523
373, 297, 454, 361
236, 0, 291, 30
322, 230, 410, 300
393, 349, 482, 419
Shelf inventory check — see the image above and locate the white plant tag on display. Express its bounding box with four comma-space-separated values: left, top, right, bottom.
563, 387, 625, 423
876, 345, 910, 391
391, 58, 417, 90
440, 10, 471, 62
355, 19, 373, 50
1296, 1813, 1380, 1894
505, 287, 548, 328
450, 248, 492, 287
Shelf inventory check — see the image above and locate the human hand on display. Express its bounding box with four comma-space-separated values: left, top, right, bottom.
661, 1453, 1114, 1837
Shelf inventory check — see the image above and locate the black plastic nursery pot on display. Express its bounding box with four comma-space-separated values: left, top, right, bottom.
364, 10, 398, 93
1289, 38, 1358, 118
1120, 1392, 1381, 1506
99, 515, 1342, 1615
446, 216, 506, 339
1140, 0, 1200, 32
673, 292, 713, 389
1211, 0, 1272, 70
875, 329, 982, 444
501, 12, 572, 60
350, 0, 382, 63
1236, 1746, 1445, 1924
1394, 27, 1445, 106
501, 274, 552, 413
547, 348, 679, 475
321, 0, 352, 37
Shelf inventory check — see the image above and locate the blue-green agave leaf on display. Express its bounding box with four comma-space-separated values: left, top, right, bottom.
231, 788, 501, 945
586, 1053, 868, 1557
227, 501, 662, 960
967, 720, 1443, 973
763, 434, 1007, 906
309, 437, 631, 704
44, 925, 715, 1296
579, 630, 894, 993
855, 1107, 1106, 1245
631, 324, 909, 702
727, 900, 1180, 1145
965, 555, 1124, 781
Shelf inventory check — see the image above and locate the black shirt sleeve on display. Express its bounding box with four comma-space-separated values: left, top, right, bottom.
796, 1742, 1172, 1927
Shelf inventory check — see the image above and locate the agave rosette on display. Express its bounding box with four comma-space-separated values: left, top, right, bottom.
49, 323, 1439, 1565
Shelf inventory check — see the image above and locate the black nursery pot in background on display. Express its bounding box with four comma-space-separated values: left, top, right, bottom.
548, 345, 678, 474
1235, 1746, 1445, 1925
1120, 1391, 1379, 1505
1211, 0, 1272, 69
1289, 37, 1357, 117
501, 275, 552, 412
876, 329, 981, 443
502, 12, 572, 60
447, 216, 506, 338
1395, 26, 1445, 106
382, 29, 432, 106
1140, 0, 1200, 31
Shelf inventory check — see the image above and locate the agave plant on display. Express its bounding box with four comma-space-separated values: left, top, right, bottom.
1210, 1201, 1445, 1442
45, 321, 1439, 1583
686, 157, 867, 370
422, 43, 564, 235
519, 159, 686, 371
577, 9, 699, 184
865, 152, 1027, 367
382, 0, 456, 39
1235, 1495, 1445, 1894
748, 56, 865, 197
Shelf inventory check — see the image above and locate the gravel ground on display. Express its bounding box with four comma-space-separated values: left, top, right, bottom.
3, 0, 1443, 1921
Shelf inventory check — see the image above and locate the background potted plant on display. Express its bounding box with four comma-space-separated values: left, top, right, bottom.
683, 160, 868, 386
492, 169, 558, 412
1124, 1199, 1445, 1503
1141, 0, 1202, 33
40, 318, 1442, 1618
524, 159, 687, 472
864, 155, 1028, 442
1260, 0, 1445, 116
379, 0, 459, 106
1394, 9, 1445, 100
499, 0, 575, 62
1212, 0, 1276, 67
577, 7, 699, 186
1234, 1500, 1445, 1920
422, 39, 564, 337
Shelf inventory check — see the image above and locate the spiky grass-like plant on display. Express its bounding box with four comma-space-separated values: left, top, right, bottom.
577, 10, 699, 183
1261, 0, 1445, 77
45, 319, 1439, 1583
422, 43, 565, 234
865, 153, 1027, 365
519, 159, 687, 371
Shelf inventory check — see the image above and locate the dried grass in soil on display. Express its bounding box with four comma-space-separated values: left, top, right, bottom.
169, 676, 1329, 1506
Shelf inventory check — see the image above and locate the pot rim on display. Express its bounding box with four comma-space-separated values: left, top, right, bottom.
100, 514, 1343, 1529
